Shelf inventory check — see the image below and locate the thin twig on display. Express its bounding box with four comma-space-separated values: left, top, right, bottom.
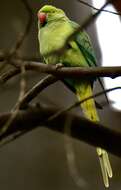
0, 68, 20, 83
0, 130, 27, 148
16, 75, 58, 109
77, 0, 121, 16
48, 87, 121, 121
0, 64, 27, 135
10, 0, 33, 55
17, 65, 26, 102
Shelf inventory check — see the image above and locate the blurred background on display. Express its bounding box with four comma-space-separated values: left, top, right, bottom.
0, 0, 121, 189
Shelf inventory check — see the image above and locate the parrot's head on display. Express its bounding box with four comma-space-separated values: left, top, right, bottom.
37, 5, 67, 28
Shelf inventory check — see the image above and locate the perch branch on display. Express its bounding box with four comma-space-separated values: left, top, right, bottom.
1, 61, 121, 83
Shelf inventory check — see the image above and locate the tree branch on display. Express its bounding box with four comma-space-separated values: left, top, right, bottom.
77, 0, 121, 16
47, 86, 121, 121
0, 0, 121, 157
17, 75, 58, 109
1, 61, 121, 83
9, 0, 33, 55
0, 105, 121, 157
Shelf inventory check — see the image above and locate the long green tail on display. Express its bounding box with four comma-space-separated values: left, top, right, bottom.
75, 82, 113, 188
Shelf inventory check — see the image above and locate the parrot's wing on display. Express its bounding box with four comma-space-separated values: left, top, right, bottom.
70, 21, 109, 103
70, 21, 97, 67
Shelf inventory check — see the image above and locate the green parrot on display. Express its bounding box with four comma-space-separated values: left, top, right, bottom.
37, 5, 113, 187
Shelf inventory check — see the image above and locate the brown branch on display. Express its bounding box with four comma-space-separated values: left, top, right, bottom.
0, 105, 121, 157
2, 70, 119, 115
24, 62, 121, 79
1, 61, 121, 83
16, 75, 58, 109
2, 68, 118, 119
0, 74, 57, 135
0, 68, 20, 83
0, 63, 27, 136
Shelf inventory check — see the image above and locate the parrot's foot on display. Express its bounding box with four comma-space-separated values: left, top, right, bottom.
55, 63, 63, 70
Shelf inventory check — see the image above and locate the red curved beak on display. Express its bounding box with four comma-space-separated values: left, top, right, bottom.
37, 12, 47, 25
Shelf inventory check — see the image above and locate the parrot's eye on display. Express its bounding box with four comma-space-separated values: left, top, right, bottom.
38, 12, 47, 26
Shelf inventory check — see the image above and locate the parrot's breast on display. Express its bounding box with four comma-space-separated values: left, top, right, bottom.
38, 20, 74, 62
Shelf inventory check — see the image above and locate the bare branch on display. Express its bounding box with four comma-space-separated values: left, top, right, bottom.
16, 75, 58, 109
0, 105, 121, 157
1, 61, 121, 83
9, 0, 33, 55
48, 87, 121, 121
77, 0, 121, 16
0, 64, 27, 135
24, 62, 121, 79
0, 68, 20, 83
2, 69, 120, 117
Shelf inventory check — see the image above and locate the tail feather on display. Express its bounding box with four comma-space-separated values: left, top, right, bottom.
97, 148, 112, 188
75, 83, 112, 187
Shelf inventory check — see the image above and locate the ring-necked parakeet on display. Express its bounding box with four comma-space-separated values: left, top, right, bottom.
37, 5, 113, 187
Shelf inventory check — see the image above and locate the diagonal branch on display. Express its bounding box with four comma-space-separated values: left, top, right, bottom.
17, 75, 58, 109
47, 86, 121, 121
77, 0, 121, 16
10, 0, 33, 55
